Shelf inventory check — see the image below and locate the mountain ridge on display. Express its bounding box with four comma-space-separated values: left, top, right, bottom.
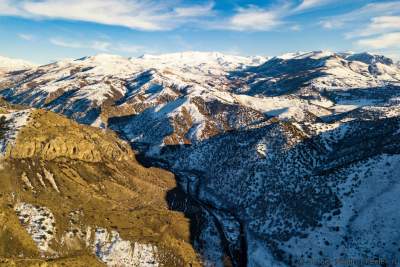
0, 55, 36, 73
0, 50, 399, 266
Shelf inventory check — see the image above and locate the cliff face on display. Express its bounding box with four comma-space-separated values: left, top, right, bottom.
5, 109, 134, 162
0, 102, 201, 266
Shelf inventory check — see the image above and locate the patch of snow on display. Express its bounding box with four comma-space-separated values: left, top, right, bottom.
276, 51, 307, 60
93, 228, 159, 267
0, 110, 31, 155
14, 202, 56, 254
256, 143, 268, 158
234, 94, 330, 120
247, 230, 287, 267
137, 51, 265, 70
278, 154, 400, 266
276, 51, 332, 60
21, 172, 34, 190
43, 169, 60, 193
36, 173, 46, 188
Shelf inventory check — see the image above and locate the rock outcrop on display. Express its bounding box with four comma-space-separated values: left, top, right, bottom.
0, 101, 201, 266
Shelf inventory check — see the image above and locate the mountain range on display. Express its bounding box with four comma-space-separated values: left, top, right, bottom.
0, 50, 399, 266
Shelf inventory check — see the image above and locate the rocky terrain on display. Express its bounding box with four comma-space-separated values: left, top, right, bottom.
0, 51, 400, 266
0, 100, 201, 266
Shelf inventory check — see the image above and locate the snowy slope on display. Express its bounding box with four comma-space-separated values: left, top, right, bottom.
0, 109, 31, 155
235, 51, 400, 98
1, 50, 400, 266
0, 55, 36, 73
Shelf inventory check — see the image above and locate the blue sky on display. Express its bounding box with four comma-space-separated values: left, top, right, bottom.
0, 0, 399, 64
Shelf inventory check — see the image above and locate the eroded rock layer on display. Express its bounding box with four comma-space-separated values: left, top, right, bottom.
0, 102, 201, 267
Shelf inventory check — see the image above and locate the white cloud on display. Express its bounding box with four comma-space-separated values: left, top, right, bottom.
295, 0, 334, 12
0, 0, 214, 31
50, 38, 85, 49
350, 16, 400, 38
319, 1, 400, 56
290, 25, 301, 31
0, 0, 20, 15
226, 6, 283, 31
174, 2, 214, 17
319, 20, 337, 29
50, 38, 111, 51
321, 1, 400, 30
222, 0, 335, 32
18, 33, 34, 41
50, 38, 148, 54
370, 16, 400, 30
357, 32, 400, 49
0, 0, 336, 33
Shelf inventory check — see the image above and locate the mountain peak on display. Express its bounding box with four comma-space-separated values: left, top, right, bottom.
346, 52, 394, 65
136, 51, 261, 66
276, 50, 334, 60
0, 55, 36, 72
140, 51, 233, 59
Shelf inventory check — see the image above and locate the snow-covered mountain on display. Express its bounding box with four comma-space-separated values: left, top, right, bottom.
235, 51, 400, 97
1, 51, 400, 266
0, 55, 36, 73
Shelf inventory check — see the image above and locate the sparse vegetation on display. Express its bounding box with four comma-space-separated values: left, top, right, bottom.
0, 106, 201, 266
0, 116, 9, 140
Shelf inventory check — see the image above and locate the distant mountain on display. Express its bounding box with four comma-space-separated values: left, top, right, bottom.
236, 51, 400, 96
0, 51, 399, 266
346, 52, 394, 65
0, 55, 36, 73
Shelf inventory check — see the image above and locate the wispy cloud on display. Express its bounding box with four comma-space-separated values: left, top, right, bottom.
221, 0, 335, 32
348, 16, 400, 38
90, 41, 112, 52
320, 1, 400, 53
0, 0, 338, 32
0, 0, 214, 31
320, 1, 400, 29
225, 5, 285, 31
18, 33, 34, 41
294, 0, 335, 12
357, 32, 400, 49
50, 38, 147, 54
174, 2, 214, 17
0, 0, 20, 15
290, 25, 301, 31
50, 38, 111, 52
50, 38, 89, 49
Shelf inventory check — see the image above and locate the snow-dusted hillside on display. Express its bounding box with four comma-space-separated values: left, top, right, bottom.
0, 55, 35, 73
1, 51, 400, 266
235, 51, 400, 97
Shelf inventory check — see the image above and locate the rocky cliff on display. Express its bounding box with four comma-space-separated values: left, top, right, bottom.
0, 100, 201, 266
